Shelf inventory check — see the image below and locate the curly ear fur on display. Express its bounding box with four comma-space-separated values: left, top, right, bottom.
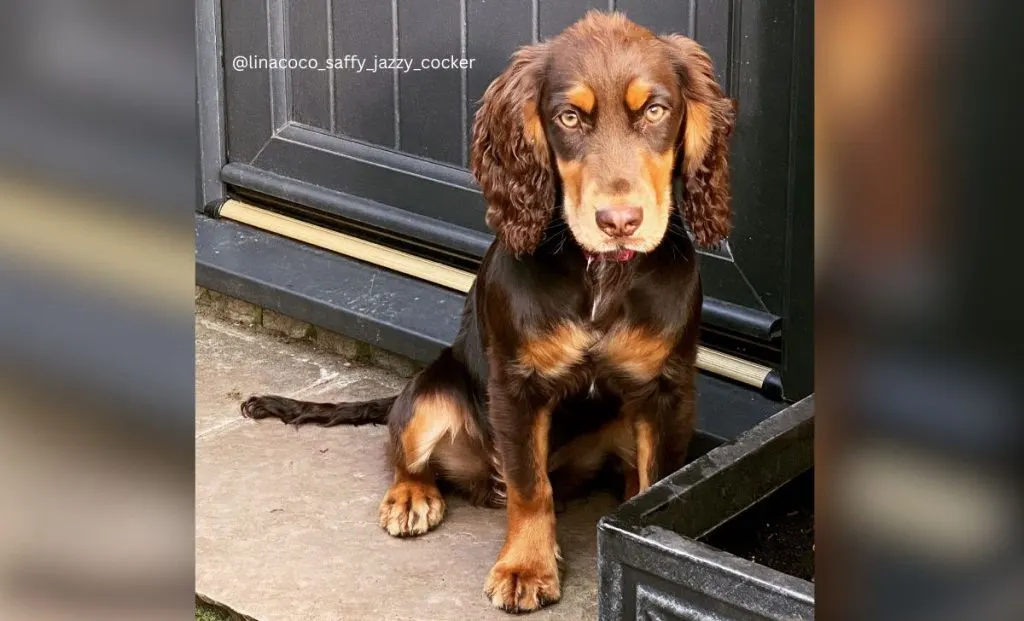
470, 44, 555, 257
662, 35, 736, 249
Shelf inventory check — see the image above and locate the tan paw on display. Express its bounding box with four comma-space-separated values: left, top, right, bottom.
378, 480, 445, 537
484, 552, 561, 613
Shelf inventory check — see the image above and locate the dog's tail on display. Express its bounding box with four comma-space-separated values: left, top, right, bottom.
240, 394, 396, 427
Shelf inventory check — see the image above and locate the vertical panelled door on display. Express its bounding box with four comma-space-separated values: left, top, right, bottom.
219, 0, 804, 331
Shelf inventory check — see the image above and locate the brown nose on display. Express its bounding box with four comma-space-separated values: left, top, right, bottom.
595, 206, 643, 238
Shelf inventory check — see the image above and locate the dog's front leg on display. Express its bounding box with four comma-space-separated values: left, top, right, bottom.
623, 375, 696, 499
484, 385, 560, 613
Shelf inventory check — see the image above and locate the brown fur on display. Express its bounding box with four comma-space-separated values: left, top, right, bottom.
473, 10, 735, 255
471, 44, 555, 257
662, 34, 737, 248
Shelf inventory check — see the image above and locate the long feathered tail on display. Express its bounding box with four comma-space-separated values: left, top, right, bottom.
240, 394, 396, 427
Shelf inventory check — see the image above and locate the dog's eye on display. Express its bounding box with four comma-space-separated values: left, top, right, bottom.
557, 110, 581, 129
644, 104, 668, 123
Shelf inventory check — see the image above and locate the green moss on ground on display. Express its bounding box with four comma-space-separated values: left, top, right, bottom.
196, 599, 232, 621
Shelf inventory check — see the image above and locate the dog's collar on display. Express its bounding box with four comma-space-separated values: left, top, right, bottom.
585, 249, 637, 263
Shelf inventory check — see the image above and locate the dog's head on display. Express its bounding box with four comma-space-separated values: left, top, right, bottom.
471, 11, 736, 257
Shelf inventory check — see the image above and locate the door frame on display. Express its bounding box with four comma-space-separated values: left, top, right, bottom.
196, 0, 227, 210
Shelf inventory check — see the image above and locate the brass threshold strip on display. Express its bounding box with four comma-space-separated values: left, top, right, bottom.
219, 199, 774, 389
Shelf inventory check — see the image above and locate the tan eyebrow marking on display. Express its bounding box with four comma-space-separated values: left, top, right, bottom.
566, 83, 596, 114
625, 77, 653, 112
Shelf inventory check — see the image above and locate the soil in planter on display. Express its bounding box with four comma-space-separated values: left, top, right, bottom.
700, 469, 814, 582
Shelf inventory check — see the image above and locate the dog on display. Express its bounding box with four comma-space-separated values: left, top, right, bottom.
242, 11, 734, 614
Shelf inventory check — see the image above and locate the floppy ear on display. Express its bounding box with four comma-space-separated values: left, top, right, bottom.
662, 35, 737, 249
470, 44, 555, 257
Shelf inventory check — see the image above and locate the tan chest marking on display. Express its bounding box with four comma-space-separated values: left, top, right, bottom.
517, 322, 673, 384
517, 322, 597, 379
599, 326, 673, 383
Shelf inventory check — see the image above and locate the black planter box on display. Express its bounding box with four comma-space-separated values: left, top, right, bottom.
598, 397, 814, 620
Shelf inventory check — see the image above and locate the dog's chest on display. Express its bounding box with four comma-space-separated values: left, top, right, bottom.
516, 320, 672, 387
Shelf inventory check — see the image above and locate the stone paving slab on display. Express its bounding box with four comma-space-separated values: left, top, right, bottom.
196, 312, 615, 621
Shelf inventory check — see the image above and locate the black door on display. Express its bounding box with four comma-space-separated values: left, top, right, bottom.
216, 0, 812, 399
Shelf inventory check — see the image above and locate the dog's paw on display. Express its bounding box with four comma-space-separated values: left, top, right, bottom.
484, 552, 561, 613
378, 480, 445, 537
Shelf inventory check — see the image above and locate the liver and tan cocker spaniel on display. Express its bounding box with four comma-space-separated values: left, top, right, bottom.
243, 11, 735, 614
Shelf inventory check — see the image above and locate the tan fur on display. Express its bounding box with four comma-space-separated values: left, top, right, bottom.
378, 474, 446, 537
523, 99, 546, 148
517, 322, 596, 379
485, 409, 561, 612
555, 158, 584, 212
625, 77, 653, 111
566, 83, 596, 114
601, 326, 673, 382
401, 393, 475, 472
559, 154, 672, 254
684, 100, 714, 175
548, 416, 637, 486
634, 418, 657, 492
554, 155, 603, 254
644, 149, 677, 239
